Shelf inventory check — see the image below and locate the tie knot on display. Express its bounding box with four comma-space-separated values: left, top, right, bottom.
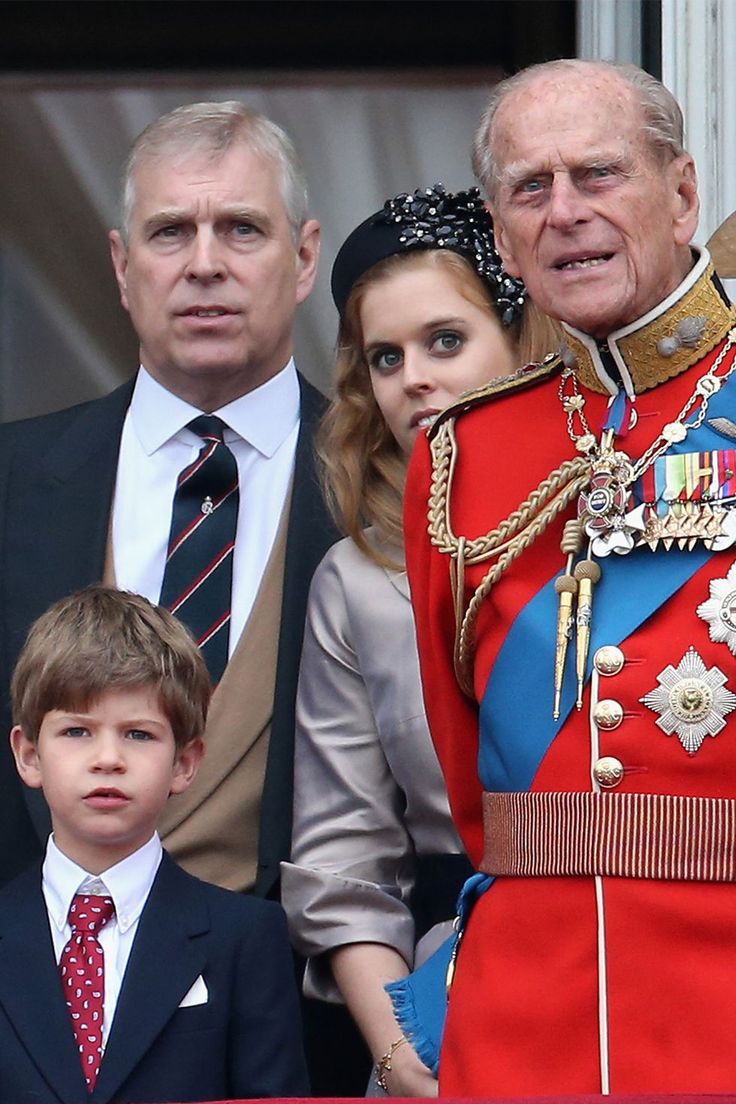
188, 414, 227, 445
68, 894, 115, 934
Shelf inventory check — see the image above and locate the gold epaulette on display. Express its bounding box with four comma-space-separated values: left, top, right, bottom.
428, 352, 563, 441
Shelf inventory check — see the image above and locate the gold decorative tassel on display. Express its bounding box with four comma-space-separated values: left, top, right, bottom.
574, 558, 602, 709
553, 575, 577, 719
552, 519, 584, 718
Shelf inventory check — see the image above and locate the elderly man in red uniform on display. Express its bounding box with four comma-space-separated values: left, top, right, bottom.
405, 58, 736, 1095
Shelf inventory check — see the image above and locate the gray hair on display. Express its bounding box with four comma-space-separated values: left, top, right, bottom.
120, 100, 309, 242
472, 59, 686, 201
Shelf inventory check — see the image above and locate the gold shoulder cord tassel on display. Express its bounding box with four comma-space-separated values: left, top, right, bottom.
553, 519, 584, 718
574, 556, 602, 709
428, 409, 592, 699
451, 537, 468, 691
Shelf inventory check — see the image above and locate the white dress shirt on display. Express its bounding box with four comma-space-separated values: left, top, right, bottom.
112, 362, 300, 656
42, 833, 163, 1044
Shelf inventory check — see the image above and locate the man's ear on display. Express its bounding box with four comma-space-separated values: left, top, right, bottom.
109, 230, 130, 312
10, 726, 43, 790
671, 154, 700, 247
170, 737, 205, 796
486, 201, 522, 278
295, 219, 321, 306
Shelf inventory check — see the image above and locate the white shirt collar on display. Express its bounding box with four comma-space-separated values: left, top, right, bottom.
42, 832, 163, 934
129, 360, 300, 459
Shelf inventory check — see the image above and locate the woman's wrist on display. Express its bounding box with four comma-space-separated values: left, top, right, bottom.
375, 1035, 407, 1092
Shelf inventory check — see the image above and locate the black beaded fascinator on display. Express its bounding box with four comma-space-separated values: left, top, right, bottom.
331, 183, 527, 326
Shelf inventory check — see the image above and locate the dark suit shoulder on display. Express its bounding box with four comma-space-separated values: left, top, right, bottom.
0, 862, 43, 910
0, 379, 134, 439
157, 852, 286, 924
296, 371, 328, 423
0, 381, 135, 481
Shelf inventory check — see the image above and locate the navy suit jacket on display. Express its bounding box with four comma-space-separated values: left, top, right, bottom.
0, 852, 309, 1103
0, 374, 338, 895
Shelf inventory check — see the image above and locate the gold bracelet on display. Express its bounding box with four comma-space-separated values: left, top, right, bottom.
376, 1035, 407, 1093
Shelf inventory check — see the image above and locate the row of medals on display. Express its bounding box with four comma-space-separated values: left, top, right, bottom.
555, 344, 736, 747
580, 436, 736, 557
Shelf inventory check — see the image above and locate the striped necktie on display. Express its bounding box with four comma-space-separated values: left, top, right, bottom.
159, 415, 239, 683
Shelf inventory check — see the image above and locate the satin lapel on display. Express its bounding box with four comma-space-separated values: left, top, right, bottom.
92, 855, 209, 1104
0, 868, 88, 1104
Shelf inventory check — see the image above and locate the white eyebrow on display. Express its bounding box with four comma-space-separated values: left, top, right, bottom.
143, 204, 271, 233
499, 159, 538, 191
499, 149, 633, 192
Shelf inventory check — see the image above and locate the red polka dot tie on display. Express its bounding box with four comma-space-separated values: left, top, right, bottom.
59, 893, 116, 1092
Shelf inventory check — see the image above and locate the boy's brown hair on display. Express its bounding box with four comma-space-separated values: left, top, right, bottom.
11, 586, 211, 749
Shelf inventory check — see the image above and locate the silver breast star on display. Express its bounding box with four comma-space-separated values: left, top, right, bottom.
640, 646, 736, 754
696, 559, 736, 655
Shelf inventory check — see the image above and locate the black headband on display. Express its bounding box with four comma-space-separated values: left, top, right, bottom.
330, 184, 527, 325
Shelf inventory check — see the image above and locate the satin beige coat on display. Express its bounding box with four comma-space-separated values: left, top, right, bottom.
281, 532, 463, 1000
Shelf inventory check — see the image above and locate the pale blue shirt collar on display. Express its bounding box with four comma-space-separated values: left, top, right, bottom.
42, 832, 163, 935
129, 361, 300, 459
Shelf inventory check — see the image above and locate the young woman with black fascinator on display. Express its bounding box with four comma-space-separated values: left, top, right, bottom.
281, 185, 560, 1096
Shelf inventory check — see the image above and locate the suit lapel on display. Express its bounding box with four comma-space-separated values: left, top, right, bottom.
0, 867, 88, 1104
255, 375, 339, 896
92, 855, 209, 1104
3, 381, 133, 632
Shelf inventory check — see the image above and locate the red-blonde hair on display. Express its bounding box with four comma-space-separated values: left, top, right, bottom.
318, 249, 560, 567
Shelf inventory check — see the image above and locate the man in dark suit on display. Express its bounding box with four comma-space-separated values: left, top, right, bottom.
0, 101, 336, 899
1, 584, 307, 1103
0, 101, 372, 1095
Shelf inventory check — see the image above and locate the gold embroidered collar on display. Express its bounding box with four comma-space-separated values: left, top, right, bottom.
561, 246, 736, 397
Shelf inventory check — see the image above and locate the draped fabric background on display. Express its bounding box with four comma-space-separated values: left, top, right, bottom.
0, 76, 498, 420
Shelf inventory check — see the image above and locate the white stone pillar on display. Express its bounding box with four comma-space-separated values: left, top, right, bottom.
662, 0, 736, 250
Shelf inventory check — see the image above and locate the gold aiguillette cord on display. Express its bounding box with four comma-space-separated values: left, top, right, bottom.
574, 555, 601, 710
553, 519, 584, 719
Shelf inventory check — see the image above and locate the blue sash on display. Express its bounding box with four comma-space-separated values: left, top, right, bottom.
477, 394, 736, 794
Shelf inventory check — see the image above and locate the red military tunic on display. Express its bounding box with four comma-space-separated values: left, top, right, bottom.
405, 252, 736, 1095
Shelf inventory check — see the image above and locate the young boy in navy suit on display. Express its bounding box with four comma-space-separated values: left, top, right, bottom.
2, 585, 309, 1104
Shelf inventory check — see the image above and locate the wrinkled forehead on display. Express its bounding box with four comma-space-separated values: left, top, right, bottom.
132, 141, 257, 188
491, 71, 643, 170
129, 142, 284, 218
